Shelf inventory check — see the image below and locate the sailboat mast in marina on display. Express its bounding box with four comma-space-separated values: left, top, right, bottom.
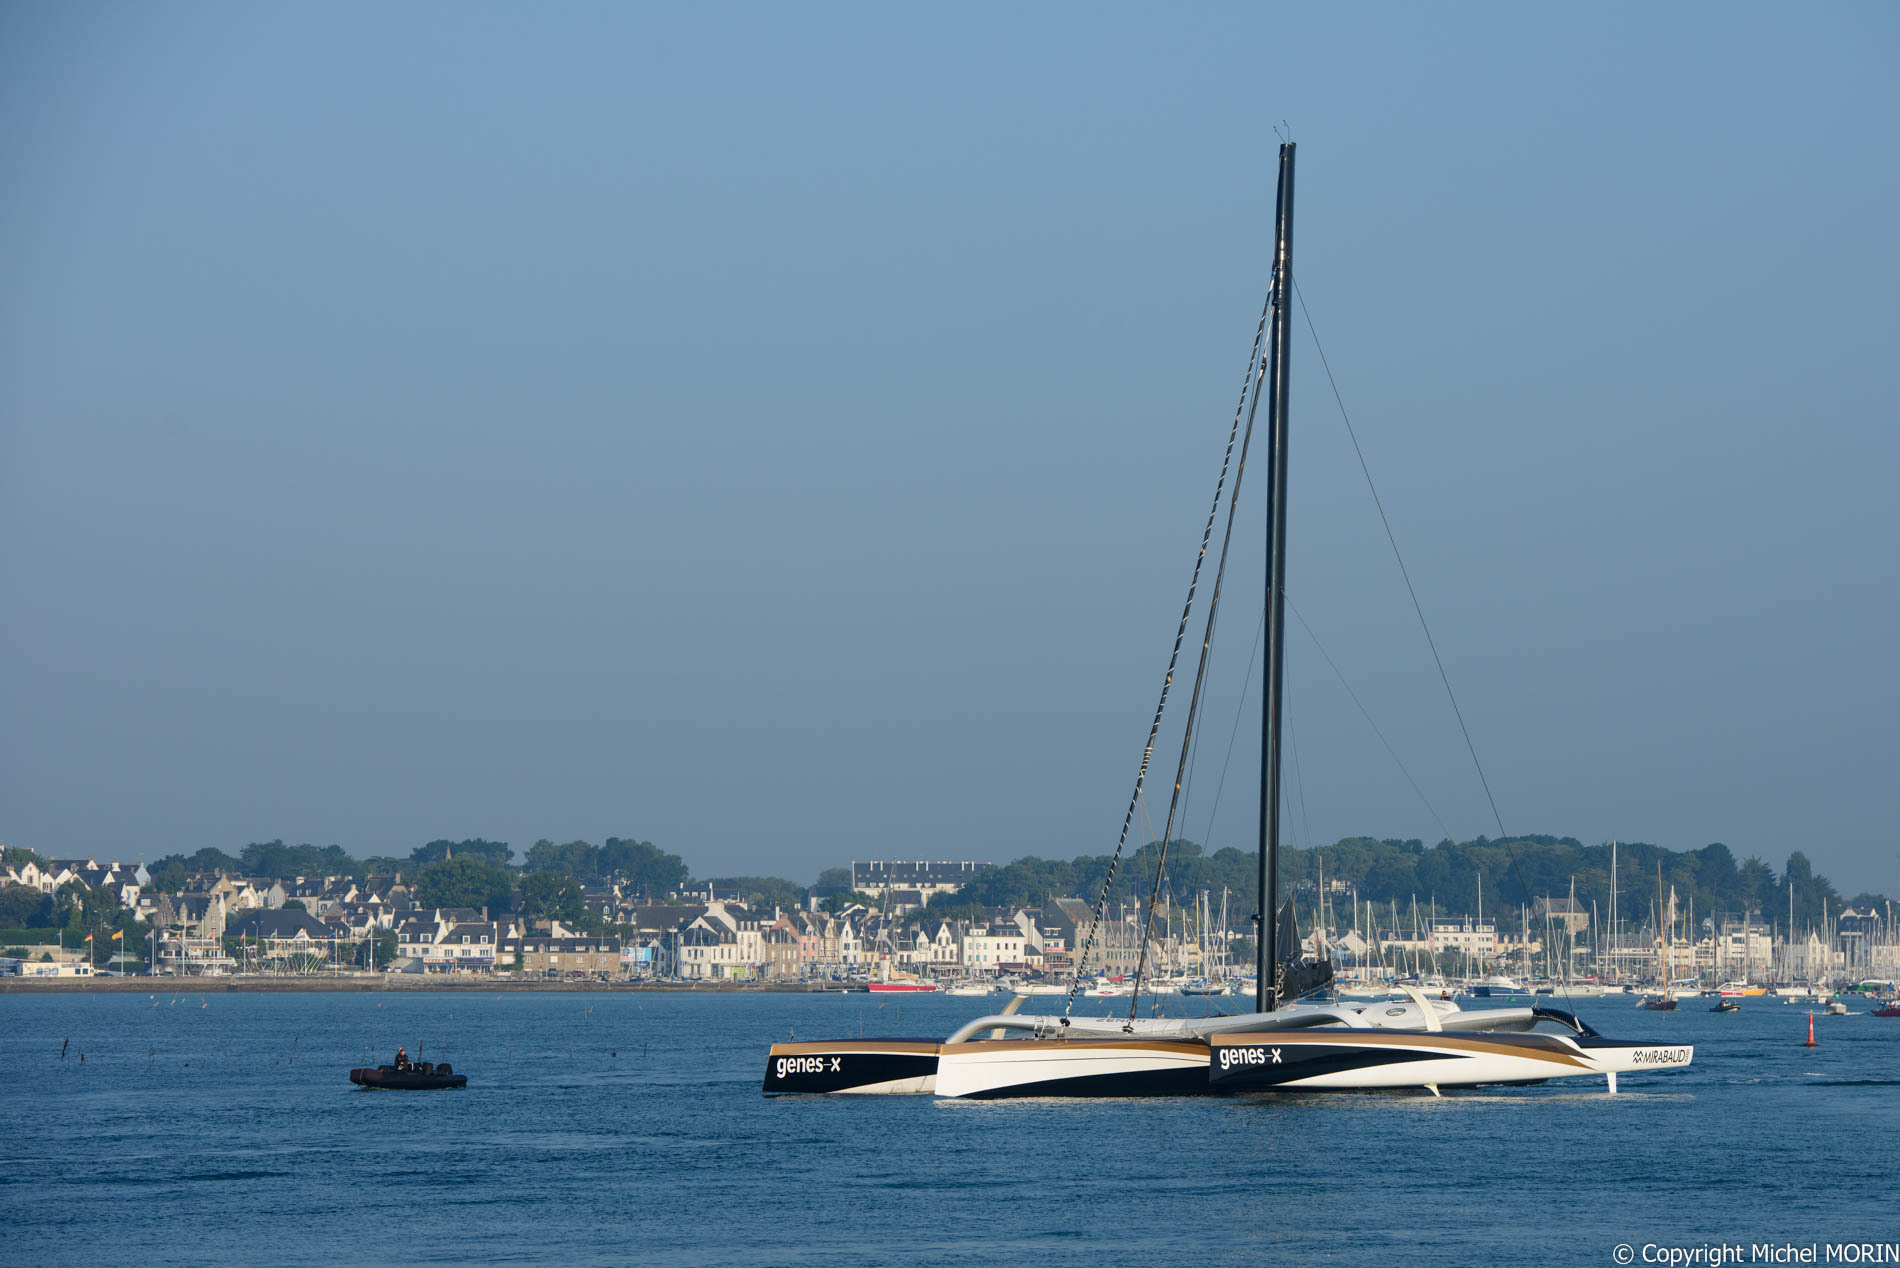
761, 142, 1694, 1098
1256, 136, 1295, 1016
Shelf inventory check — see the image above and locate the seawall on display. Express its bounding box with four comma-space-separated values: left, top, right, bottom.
0, 976, 864, 995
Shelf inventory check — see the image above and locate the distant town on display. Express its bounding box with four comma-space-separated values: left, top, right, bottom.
2, 835, 1894, 987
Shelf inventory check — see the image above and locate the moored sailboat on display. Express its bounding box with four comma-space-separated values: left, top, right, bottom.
762, 142, 1692, 1099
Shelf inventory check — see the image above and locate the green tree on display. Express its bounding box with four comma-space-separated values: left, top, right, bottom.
412, 839, 513, 867
186, 847, 243, 873
148, 847, 244, 887
106, 917, 153, 968
54, 881, 123, 959
239, 840, 356, 880
415, 857, 513, 913
907, 898, 983, 926
815, 867, 852, 889
1738, 857, 1778, 915
355, 929, 397, 969
523, 839, 599, 877
822, 889, 877, 915
598, 838, 688, 899
1780, 851, 1839, 933
1696, 843, 1742, 911
707, 876, 804, 912
519, 870, 586, 923
0, 884, 50, 928
146, 858, 189, 892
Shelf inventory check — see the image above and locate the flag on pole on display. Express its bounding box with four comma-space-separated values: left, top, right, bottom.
112, 929, 124, 941
84, 932, 93, 943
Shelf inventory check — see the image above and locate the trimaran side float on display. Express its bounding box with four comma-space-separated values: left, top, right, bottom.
764, 142, 1693, 1099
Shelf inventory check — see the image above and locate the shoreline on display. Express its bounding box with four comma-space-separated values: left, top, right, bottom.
0, 976, 867, 995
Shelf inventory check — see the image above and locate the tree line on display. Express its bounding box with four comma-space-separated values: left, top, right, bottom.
1, 838, 695, 948
8, 833, 1888, 950
923, 836, 1888, 935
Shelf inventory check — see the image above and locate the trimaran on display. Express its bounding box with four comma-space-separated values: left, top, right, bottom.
763, 142, 1694, 1099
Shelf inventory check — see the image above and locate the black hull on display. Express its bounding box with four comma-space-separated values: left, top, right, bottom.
955, 1066, 1215, 1100
1211, 1043, 1446, 1090
350, 1066, 467, 1090
763, 1041, 941, 1095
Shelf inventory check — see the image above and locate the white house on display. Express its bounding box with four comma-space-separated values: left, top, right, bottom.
962, 924, 1026, 971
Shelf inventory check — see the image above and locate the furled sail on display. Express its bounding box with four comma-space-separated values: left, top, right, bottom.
1276, 897, 1334, 1001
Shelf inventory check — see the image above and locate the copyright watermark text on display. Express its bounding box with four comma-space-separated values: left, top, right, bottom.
1612, 1246, 1900, 1266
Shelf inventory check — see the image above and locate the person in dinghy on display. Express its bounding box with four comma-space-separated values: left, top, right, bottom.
350, 1047, 468, 1090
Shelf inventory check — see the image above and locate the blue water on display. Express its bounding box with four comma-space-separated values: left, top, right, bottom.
2, 991, 1895, 1265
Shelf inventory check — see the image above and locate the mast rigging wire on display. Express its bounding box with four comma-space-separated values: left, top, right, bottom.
1291, 277, 1507, 843
1063, 270, 1276, 1019
1293, 278, 1567, 1005
1187, 611, 1264, 857
1286, 597, 1454, 843
1126, 268, 1279, 1021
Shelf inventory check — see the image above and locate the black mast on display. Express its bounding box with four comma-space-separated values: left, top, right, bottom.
1257, 141, 1295, 1014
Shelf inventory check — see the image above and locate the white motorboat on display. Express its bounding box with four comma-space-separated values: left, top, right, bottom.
1535, 981, 1607, 999
1076, 980, 1134, 998
1010, 983, 1068, 998
1466, 975, 1535, 1001
1335, 980, 1401, 1000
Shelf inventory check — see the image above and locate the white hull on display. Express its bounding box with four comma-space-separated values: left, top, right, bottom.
934, 1038, 1211, 1099
1335, 982, 1399, 999
1209, 1030, 1691, 1091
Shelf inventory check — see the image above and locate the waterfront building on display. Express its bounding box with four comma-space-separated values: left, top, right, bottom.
961, 923, 1025, 972
1711, 922, 1775, 978
155, 930, 233, 975
149, 893, 228, 940
850, 861, 992, 912
1532, 896, 1590, 936
221, 908, 356, 970
621, 934, 665, 976
1, 857, 52, 892
1041, 899, 1161, 978
671, 901, 769, 979
0, 954, 96, 978
918, 919, 961, 971
503, 934, 622, 977
1429, 918, 1498, 958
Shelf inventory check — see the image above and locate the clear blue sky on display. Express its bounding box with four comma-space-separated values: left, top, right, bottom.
4, 4, 1896, 894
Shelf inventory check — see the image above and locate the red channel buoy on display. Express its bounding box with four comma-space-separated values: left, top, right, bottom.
1803, 1012, 1817, 1047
